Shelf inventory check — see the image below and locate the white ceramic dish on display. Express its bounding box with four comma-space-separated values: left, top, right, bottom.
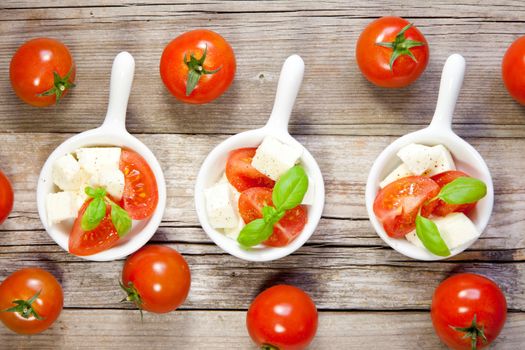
365, 54, 494, 261
195, 55, 325, 262
37, 52, 167, 261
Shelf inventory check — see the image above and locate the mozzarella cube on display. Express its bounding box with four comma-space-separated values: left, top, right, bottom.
251, 136, 303, 181
425, 145, 456, 176
52, 154, 88, 191
90, 168, 125, 201
205, 182, 239, 229
223, 217, 245, 240
46, 192, 78, 224
397, 143, 455, 176
405, 213, 479, 252
76, 147, 121, 175
380, 163, 414, 188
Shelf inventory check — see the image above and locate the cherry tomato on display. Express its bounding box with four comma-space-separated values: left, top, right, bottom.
10, 38, 75, 107
160, 29, 236, 104
429, 171, 476, 217
238, 187, 307, 247
247, 285, 318, 350
226, 148, 275, 192
121, 245, 191, 314
356, 17, 429, 88
0, 268, 63, 334
373, 176, 440, 238
431, 273, 507, 350
120, 149, 159, 220
502, 35, 525, 105
0, 170, 14, 224
69, 200, 119, 256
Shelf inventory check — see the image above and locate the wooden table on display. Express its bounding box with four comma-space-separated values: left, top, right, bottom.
1, 1, 524, 348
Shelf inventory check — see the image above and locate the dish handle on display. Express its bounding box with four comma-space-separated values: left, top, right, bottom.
101, 51, 135, 132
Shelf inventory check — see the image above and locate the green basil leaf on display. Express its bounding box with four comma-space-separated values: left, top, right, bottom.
85, 186, 106, 199
94, 187, 107, 198
438, 177, 487, 205
272, 166, 309, 211
262, 206, 285, 225
81, 197, 106, 231
415, 215, 451, 257
110, 203, 132, 238
85, 186, 97, 198
237, 218, 274, 247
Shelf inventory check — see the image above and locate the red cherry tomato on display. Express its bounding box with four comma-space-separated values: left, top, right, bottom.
0, 268, 63, 334
356, 17, 429, 88
68, 200, 119, 256
0, 170, 14, 224
10, 38, 75, 107
238, 187, 307, 247
373, 176, 440, 238
160, 29, 236, 104
431, 273, 507, 350
429, 171, 476, 217
247, 285, 318, 350
120, 149, 159, 220
121, 245, 191, 314
502, 35, 525, 105
225, 148, 275, 192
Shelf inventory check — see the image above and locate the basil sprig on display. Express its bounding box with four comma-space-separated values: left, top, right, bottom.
81, 186, 132, 237
237, 166, 308, 247
415, 176, 487, 256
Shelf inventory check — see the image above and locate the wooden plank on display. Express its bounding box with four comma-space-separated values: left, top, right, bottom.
0, 7, 524, 136
1, 309, 524, 349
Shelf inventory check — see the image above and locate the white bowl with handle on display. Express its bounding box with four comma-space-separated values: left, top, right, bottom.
37, 52, 167, 261
365, 54, 494, 261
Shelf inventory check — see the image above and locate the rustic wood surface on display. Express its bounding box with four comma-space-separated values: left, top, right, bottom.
1, 1, 524, 349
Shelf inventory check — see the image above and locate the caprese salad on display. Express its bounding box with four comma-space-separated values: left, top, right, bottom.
204, 136, 314, 248
46, 147, 158, 256
373, 143, 487, 257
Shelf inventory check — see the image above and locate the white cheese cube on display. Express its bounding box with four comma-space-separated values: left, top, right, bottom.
397, 143, 455, 176
205, 182, 239, 229
251, 136, 303, 181
425, 145, 456, 176
76, 147, 121, 175
405, 213, 479, 252
52, 154, 88, 191
46, 192, 78, 224
380, 163, 414, 188
89, 168, 125, 201
223, 218, 245, 240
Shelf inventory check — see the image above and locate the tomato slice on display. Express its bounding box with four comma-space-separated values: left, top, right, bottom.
238, 187, 307, 247
373, 176, 440, 238
69, 200, 119, 256
120, 149, 158, 220
429, 171, 476, 217
225, 148, 275, 192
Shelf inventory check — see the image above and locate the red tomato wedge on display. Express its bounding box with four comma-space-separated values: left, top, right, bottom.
120, 149, 158, 220
225, 148, 275, 192
238, 187, 307, 247
374, 176, 440, 238
429, 171, 476, 217
69, 200, 119, 256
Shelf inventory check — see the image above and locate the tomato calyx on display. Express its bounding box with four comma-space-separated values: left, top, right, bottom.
37, 67, 76, 104
1, 289, 44, 320
184, 45, 222, 96
261, 344, 279, 350
451, 314, 487, 350
119, 281, 144, 320
376, 23, 426, 70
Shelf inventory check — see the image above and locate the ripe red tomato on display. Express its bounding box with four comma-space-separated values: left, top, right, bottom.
431, 273, 507, 350
121, 245, 191, 314
120, 149, 159, 220
225, 148, 275, 192
356, 17, 429, 88
247, 285, 318, 350
238, 187, 307, 247
0, 268, 63, 334
0, 170, 14, 224
429, 171, 476, 217
373, 176, 440, 238
160, 29, 236, 104
10, 38, 75, 107
69, 200, 119, 256
502, 35, 525, 105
